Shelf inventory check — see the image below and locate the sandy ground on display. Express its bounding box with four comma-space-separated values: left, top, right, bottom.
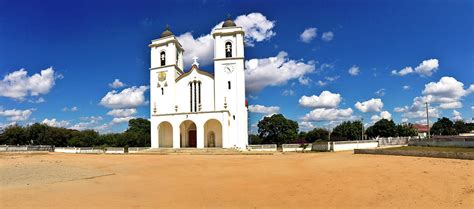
0, 152, 473, 209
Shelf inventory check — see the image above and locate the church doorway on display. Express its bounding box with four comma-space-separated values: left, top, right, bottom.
204, 119, 222, 148
179, 120, 197, 148
158, 121, 173, 148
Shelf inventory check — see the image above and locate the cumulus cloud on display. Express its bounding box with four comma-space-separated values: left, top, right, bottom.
452, 110, 462, 121
0, 108, 34, 121
301, 108, 354, 121
300, 27, 317, 43
348, 65, 360, 76
321, 31, 334, 41
41, 118, 70, 127
299, 121, 315, 132
371, 111, 392, 123
111, 116, 135, 124
403, 85, 410, 90
355, 98, 384, 113
0, 67, 59, 100
69, 116, 110, 132
282, 89, 295, 96
394, 96, 440, 119
109, 79, 126, 88
248, 104, 280, 115
391, 59, 439, 77
107, 108, 137, 117
245, 51, 315, 92
421, 76, 473, 109
100, 86, 149, 109
177, 12, 276, 67
299, 91, 342, 109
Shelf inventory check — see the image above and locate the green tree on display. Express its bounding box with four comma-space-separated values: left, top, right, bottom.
305, 128, 329, 142
0, 124, 27, 145
431, 117, 457, 136
248, 134, 263, 145
453, 120, 471, 134
258, 114, 298, 145
365, 119, 396, 138
331, 121, 363, 141
395, 123, 418, 137
123, 118, 151, 147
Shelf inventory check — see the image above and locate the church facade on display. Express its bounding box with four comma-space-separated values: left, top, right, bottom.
149, 18, 248, 149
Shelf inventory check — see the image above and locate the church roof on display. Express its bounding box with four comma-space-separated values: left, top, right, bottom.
175, 64, 214, 82
160, 25, 174, 38
222, 16, 236, 28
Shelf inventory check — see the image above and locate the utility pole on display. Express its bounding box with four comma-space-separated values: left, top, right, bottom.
425, 102, 430, 139
361, 118, 364, 140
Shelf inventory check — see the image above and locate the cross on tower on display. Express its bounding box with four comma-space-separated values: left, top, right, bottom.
192, 56, 199, 67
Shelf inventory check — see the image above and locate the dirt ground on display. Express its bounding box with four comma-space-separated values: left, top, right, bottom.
1, 152, 473, 209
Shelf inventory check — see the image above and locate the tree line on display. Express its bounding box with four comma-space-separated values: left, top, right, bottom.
0, 118, 150, 147
251, 114, 474, 145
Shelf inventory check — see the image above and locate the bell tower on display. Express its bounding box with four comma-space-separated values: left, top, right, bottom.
212, 16, 248, 148
149, 26, 184, 115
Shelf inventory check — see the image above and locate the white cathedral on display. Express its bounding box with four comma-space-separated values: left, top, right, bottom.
149, 18, 248, 149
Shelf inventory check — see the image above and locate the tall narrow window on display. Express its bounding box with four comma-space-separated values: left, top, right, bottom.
161, 88, 164, 95
189, 82, 193, 112
225, 42, 232, 58
228, 81, 231, 90
160, 51, 166, 66
193, 81, 197, 112
198, 82, 201, 110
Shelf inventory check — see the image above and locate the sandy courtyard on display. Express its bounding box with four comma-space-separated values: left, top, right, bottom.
1, 152, 473, 209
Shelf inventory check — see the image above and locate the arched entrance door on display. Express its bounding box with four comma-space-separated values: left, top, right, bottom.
204, 119, 222, 148
158, 121, 173, 148
180, 120, 197, 148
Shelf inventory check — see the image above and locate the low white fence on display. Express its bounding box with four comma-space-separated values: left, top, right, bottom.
0, 145, 53, 152
105, 147, 124, 154
282, 144, 312, 152
312, 140, 379, 152
247, 144, 277, 152
128, 147, 151, 153
54, 147, 104, 154
377, 136, 414, 146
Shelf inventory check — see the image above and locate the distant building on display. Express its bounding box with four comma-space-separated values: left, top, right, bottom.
413, 124, 429, 138
148, 17, 248, 149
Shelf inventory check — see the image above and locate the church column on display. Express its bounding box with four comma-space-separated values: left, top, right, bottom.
221, 116, 229, 148
172, 121, 180, 149
196, 122, 204, 149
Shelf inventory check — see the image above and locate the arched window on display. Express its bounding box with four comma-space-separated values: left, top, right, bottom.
225, 42, 232, 58
160, 51, 166, 66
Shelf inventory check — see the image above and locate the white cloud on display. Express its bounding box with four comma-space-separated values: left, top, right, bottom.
348, 65, 360, 76
391, 59, 439, 77
300, 27, 317, 43
62, 106, 78, 112
0, 108, 33, 121
298, 76, 311, 86
0, 67, 59, 100
299, 121, 316, 132
69, 116, 110, 132
324, 76, 339, 82
299, 91, 342, 109
107, 108, 137, 117
282, 89, 295, 96
248, 104, 280, 114
355, 98, 384, 113
109, 79, 125, 88
396, 96, 440, 119
41, 118, 70, 127
391, 67, 413, 76
371, 111, 392, 123
245, 51, 315, 92
452, 110, 462, 120
28, 97, 45, 103
321, 31, 334, 42
100, 86, 149, 109
422, 76, 473, 109
317, 80, 327, 86
111, 116, 135, 124
403, 85, 410, 90
177, 12, 276, 67
301, 108, 354, 121
375, 88, 385, 96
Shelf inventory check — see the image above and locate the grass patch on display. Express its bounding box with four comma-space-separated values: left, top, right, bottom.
385, 146, 474, 153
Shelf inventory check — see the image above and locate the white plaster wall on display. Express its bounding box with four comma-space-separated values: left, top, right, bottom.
332, 141, 378, 151
175, 69, 215, 112
204, 119, 223, 147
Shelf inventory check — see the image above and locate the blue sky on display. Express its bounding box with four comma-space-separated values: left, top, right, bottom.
0, 0, 473, 132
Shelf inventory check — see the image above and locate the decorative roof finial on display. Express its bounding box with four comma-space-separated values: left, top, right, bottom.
165, 24, 170, 30
192, 56, 199, 67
